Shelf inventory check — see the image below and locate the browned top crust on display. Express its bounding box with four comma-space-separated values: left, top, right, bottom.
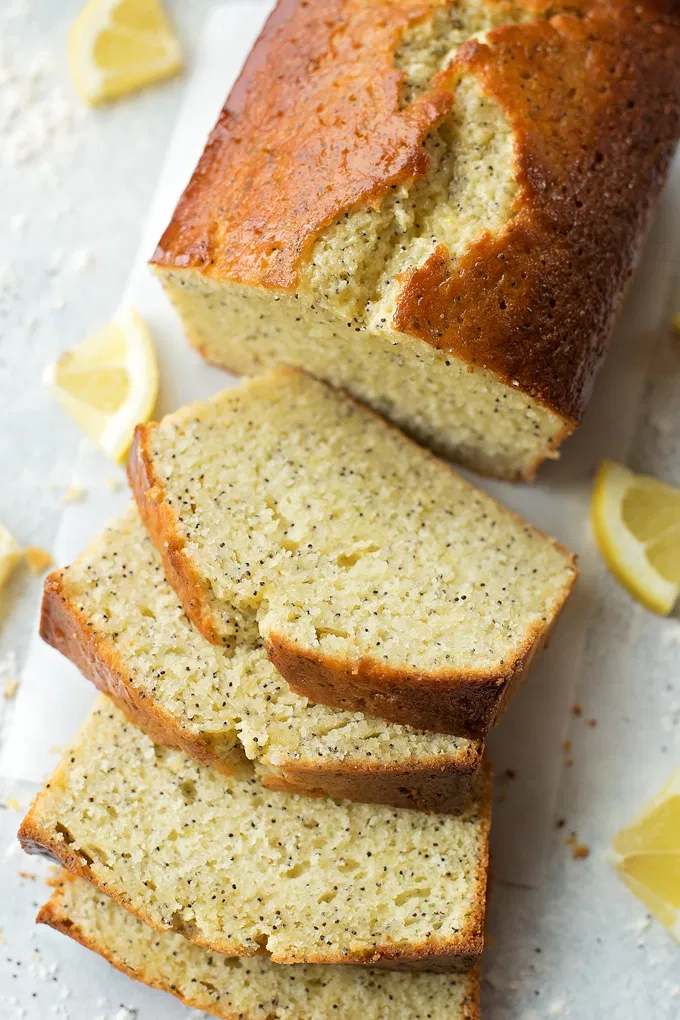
152, 0, 680, 422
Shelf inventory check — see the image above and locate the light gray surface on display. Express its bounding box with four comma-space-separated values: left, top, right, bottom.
1, 2, 679, 1018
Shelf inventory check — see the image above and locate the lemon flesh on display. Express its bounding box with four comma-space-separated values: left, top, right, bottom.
69, 0, 182, 105
591, 460, 680, 615
44, 308, 159, 464
613, 769, 680, 941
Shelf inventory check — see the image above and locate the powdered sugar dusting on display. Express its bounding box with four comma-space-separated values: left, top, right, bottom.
0, 41, 84, 173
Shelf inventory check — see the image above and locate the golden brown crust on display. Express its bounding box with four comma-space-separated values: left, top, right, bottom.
128, 381, 577, 739
393, 3, 680, 422
151, 0, 452, 287
268, 544, 574, 736
40, 572, 242, 775
127, 427, 221, 644
39, 874, 481, 1018
21, 769, 491, 969
41, 565, 483, 813
261, 750, 480, 814
37, 877, 267, 1020
19, 806, 258, 957
264, 571, 572, 736
152, 0, 680, 425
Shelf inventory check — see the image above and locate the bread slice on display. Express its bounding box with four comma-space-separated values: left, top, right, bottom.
21, 698, 491, 969
129, 368, 577, 737
39, 873, 481, 1019
41, 505, 482, 813
151, 1, 680, 481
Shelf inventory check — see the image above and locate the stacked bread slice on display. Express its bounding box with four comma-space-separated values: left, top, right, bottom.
21, 369, 576, 1016
40, 874, 482, 1020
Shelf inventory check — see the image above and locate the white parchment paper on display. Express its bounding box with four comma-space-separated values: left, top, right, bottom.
2, 2, 679, 890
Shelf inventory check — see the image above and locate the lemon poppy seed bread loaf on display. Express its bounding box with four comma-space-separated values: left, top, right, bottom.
21, 698, 491, 969
129, 369, 577, 738
41, 505, 483, 813
151, 0, 680, 480
39, 874, 481, 1019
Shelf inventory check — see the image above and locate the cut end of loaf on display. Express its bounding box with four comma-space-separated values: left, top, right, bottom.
155, 265, 569, 482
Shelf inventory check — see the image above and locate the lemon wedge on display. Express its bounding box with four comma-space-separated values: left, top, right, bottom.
69, 0, 182, 105
44, 308, 159, 463
613, 769, 680, 942
591, 460, 680, 615
0, 522, 22, 590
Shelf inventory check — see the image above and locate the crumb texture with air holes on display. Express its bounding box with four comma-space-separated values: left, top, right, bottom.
23, 699, 490, 965
43, 875, 480, 1019
50, 504, 480, 790
138, 371, 575, 681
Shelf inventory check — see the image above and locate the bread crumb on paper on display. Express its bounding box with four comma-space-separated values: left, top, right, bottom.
3, 675, 19, 699
565, 834, 590, 859
61, 485, 86, 503
24, 546, 53, 573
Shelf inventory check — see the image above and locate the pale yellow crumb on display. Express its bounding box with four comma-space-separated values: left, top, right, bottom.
24, 546, 54, 573
105, 477, 123, 491
61, 486, 86, 504
672, 313, 680, 336
2, 676, 19, 700
3, 797, 21, 811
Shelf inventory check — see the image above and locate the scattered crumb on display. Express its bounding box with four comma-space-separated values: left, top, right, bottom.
18, 870, 36, 880
565, 834, 590, 859
2, 797, 21, 811
672, 312, 680, 336
3, 675, 19, 699
572, 703, 583, 716
23, 546, 53, 572
566, 758, 574, 767
105, 476, 123, 491
61, 485, 86, 503
556, 817, 566, 828
504, 768, 516, 780
562, 739, 571, 753
587, 718, 597, 727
